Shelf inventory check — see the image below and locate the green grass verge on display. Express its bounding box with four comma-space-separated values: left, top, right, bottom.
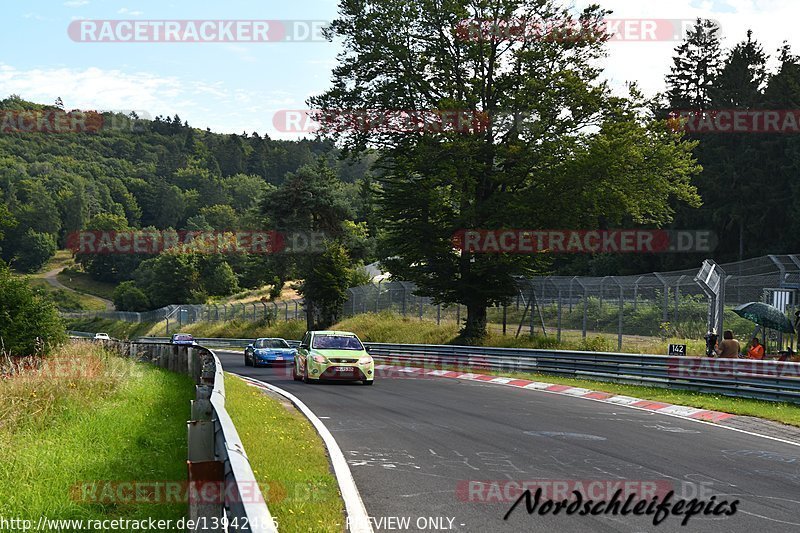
156, 319, 308, 341
223, 374, 344, 532
65, 317, 159, 340
58, 268, 117, 300
28, 249, 75, 276
0, 343, 194, 527
28, 277, 107, 311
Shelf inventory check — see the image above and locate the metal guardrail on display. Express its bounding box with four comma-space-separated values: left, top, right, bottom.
83, 332, 800, 403
205, 347, 278, 533
134, 337, 301, 350
361, 343, 800, 404
68, 330, 96, 338
114, 335, 800, 403
88, 339, 278, 532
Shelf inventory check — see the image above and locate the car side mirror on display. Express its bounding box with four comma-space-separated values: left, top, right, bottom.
299, 343, 308, 349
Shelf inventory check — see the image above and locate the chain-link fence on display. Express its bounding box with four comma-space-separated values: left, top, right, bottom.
63, 299, 305, 328
64, 254, 800, 353
340, 255, 800, 352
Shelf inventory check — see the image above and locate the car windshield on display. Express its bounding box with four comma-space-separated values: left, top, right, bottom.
174, 334, 192, 341
255, 339, 290, 349
312, 335, 363, 350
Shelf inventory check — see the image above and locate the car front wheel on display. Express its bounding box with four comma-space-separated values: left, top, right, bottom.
364, 380, 374, 386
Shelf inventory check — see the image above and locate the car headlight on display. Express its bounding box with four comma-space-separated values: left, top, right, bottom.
358, 356, 373, 365
312, 355, 328, 364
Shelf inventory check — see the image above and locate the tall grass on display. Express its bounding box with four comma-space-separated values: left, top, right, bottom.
0, 342, 193, 524
156, 318, 308, 341
27, 278, 106, 311
57, 267, 117, 300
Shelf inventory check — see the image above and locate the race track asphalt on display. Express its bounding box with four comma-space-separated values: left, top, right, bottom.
217, 350, 800, 533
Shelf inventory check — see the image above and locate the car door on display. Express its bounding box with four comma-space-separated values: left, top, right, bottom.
297, 332, 311, 371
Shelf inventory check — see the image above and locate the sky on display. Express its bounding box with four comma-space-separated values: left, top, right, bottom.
1, 0, 798, 139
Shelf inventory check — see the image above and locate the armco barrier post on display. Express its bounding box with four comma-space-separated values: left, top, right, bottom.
187, 460, 224, 533
188, 420, 215, 461
191, 398, 213, 421
187, 398, 223, 533
188, 347, 202, 385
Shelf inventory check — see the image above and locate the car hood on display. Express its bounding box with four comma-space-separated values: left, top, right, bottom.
254, 347, 295, 354
312, 349, 369, 360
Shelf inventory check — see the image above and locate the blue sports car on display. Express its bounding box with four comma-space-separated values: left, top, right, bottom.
244, 338, 296, 367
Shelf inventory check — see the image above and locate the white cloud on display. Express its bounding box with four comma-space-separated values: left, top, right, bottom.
64, 0, 89, 7
576, 0, 800, 98
117, 7, 144, 16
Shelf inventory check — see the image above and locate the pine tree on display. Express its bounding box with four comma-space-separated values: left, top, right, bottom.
707, 30, 768, 260
666, 18, 723, 109
712, 30, 767, 108
763, 43, 800, 252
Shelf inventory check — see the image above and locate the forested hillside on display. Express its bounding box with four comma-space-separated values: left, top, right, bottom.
0, 94, 378, 313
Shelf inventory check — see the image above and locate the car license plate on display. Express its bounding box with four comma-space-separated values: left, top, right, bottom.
275, 356, 283, 360
334, 366, 352, 372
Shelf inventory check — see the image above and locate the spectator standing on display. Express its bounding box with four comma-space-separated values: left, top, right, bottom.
715, 330, 741, 358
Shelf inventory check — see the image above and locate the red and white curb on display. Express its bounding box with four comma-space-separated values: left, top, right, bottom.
375, 364, 737, 422
380, 364, 800, 447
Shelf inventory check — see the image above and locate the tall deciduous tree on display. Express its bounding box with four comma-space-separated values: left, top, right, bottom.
0, 262, 66, 356
311, 0, 701, 340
